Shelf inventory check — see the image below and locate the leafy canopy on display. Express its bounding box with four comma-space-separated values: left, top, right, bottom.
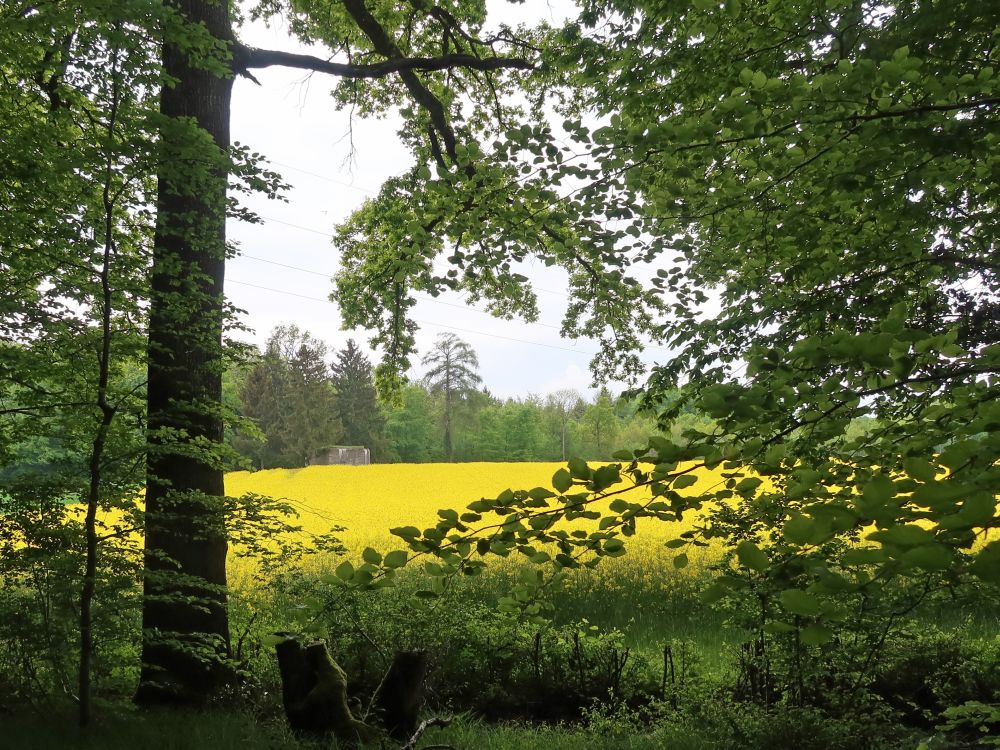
327, 0, 1000, 631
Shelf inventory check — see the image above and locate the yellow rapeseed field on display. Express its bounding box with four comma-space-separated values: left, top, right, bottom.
225, 462, 727, 581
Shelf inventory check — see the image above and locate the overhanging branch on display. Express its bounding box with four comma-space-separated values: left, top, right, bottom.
234, 44, 533, 80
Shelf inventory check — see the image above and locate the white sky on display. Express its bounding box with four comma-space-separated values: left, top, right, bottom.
227, 1, 667, 399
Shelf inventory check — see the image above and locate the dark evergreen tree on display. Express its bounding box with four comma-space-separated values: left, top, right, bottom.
238, 326, 341, 469
330, 339, 385, 459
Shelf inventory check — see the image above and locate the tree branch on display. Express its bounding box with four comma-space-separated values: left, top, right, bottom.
234, 44, 532, 80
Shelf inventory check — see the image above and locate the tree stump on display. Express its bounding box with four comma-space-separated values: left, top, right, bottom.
373, 650, 428, 741
275, 639, 378, 744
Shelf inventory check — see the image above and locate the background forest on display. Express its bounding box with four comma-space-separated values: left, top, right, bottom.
227, 326, 718, 468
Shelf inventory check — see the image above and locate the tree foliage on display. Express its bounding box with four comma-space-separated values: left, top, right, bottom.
343, 0, 1000, 674
330, 339, 386, 459
0, 0, 160, 721
238, 326, 342, 468
421, 332, 482, 460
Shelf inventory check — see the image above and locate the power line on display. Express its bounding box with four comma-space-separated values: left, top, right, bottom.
268, 160, 379, 196
233, 250, 672, 354
251, 213, 571, 299
227, 278, 598, 356
241, 253, 333, 277
256, 215, 334, 237
237, 252, 564, 330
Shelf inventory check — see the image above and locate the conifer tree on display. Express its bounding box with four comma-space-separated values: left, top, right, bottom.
330, 339, 385, 459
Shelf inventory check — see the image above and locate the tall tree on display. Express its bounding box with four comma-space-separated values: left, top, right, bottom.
238, 326, 341, 468
1, 2, 155, 723
546, 389, 583, 461
583, 388, 619, 460
330, 339, 385, 458
421, 333, 482, 461
135, 0, 535, 704
382, 384, 441, 463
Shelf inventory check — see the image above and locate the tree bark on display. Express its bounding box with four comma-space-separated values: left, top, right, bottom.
79, 68, 121, 723
136, 0, 234, 706
275, 639, 378, 743
133, 0, 531, 706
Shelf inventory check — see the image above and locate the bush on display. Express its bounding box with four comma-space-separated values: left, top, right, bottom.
237, 568, 659, 722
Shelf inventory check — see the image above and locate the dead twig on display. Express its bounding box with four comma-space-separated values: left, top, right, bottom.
400, 716, 453, 750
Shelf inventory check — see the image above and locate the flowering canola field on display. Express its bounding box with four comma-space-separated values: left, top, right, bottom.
225, 462, 726, 573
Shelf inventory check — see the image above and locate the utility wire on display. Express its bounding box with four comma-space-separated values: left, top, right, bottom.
233, 250, 673, 354
250, 213, 571, 299
268, 159, 379, 196
227, 279, 599, 356
254, 215, 334, 237
237, 252, 564, 330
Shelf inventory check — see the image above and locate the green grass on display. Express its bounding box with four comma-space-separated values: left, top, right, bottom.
3, 710, 720, 750
3, 709, 301, 750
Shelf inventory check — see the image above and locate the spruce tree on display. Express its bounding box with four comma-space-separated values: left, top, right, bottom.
330, 339, 385, 460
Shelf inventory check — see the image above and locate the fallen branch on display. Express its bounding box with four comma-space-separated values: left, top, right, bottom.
400, 715, 453, 750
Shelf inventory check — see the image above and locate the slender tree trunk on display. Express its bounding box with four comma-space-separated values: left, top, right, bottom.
79, 49, 124, 726
444, 369, 452, 461
136, 0, 234, 706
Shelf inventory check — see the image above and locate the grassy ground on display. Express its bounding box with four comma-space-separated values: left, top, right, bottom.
3, 710, 717, 750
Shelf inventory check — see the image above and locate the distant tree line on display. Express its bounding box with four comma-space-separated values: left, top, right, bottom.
229, 328, 717, 468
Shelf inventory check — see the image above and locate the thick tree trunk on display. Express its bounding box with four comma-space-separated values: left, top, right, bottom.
275, 639, 425, 744
136, 0, 234, 706
373, 650, 427, 741
275, 640, 379, 743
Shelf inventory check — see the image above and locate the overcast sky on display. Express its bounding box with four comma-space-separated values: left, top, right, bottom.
226, 2, 667, 400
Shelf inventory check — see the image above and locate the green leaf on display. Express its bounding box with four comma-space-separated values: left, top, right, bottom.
383, 550, 408, 568
603, 538, 626, 556
568, 457, 591, 479
779, 588, 821, 617
552, 468, 573, 493
335, 560, 355, 581
970, 541, 1000, 584
903, 457, 938, 482
902, 543, 951, 571
528, 486, 556, 501
424, 561, 442, 576
736, 540, 769, 572
591, 464, 620, 490
868, 525, 935, 548
959, 494, 997, 526
700, 582, 728, 603
800, 624, 834, 646
673, 474, 698, 489
362, 547, 382, 565
783, 514, 815, 545
912, 481, 968, 507
862, 475, 896, 504
673, 552, 689, 569
390, 526, 421, 540
842, 547, 889, 566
